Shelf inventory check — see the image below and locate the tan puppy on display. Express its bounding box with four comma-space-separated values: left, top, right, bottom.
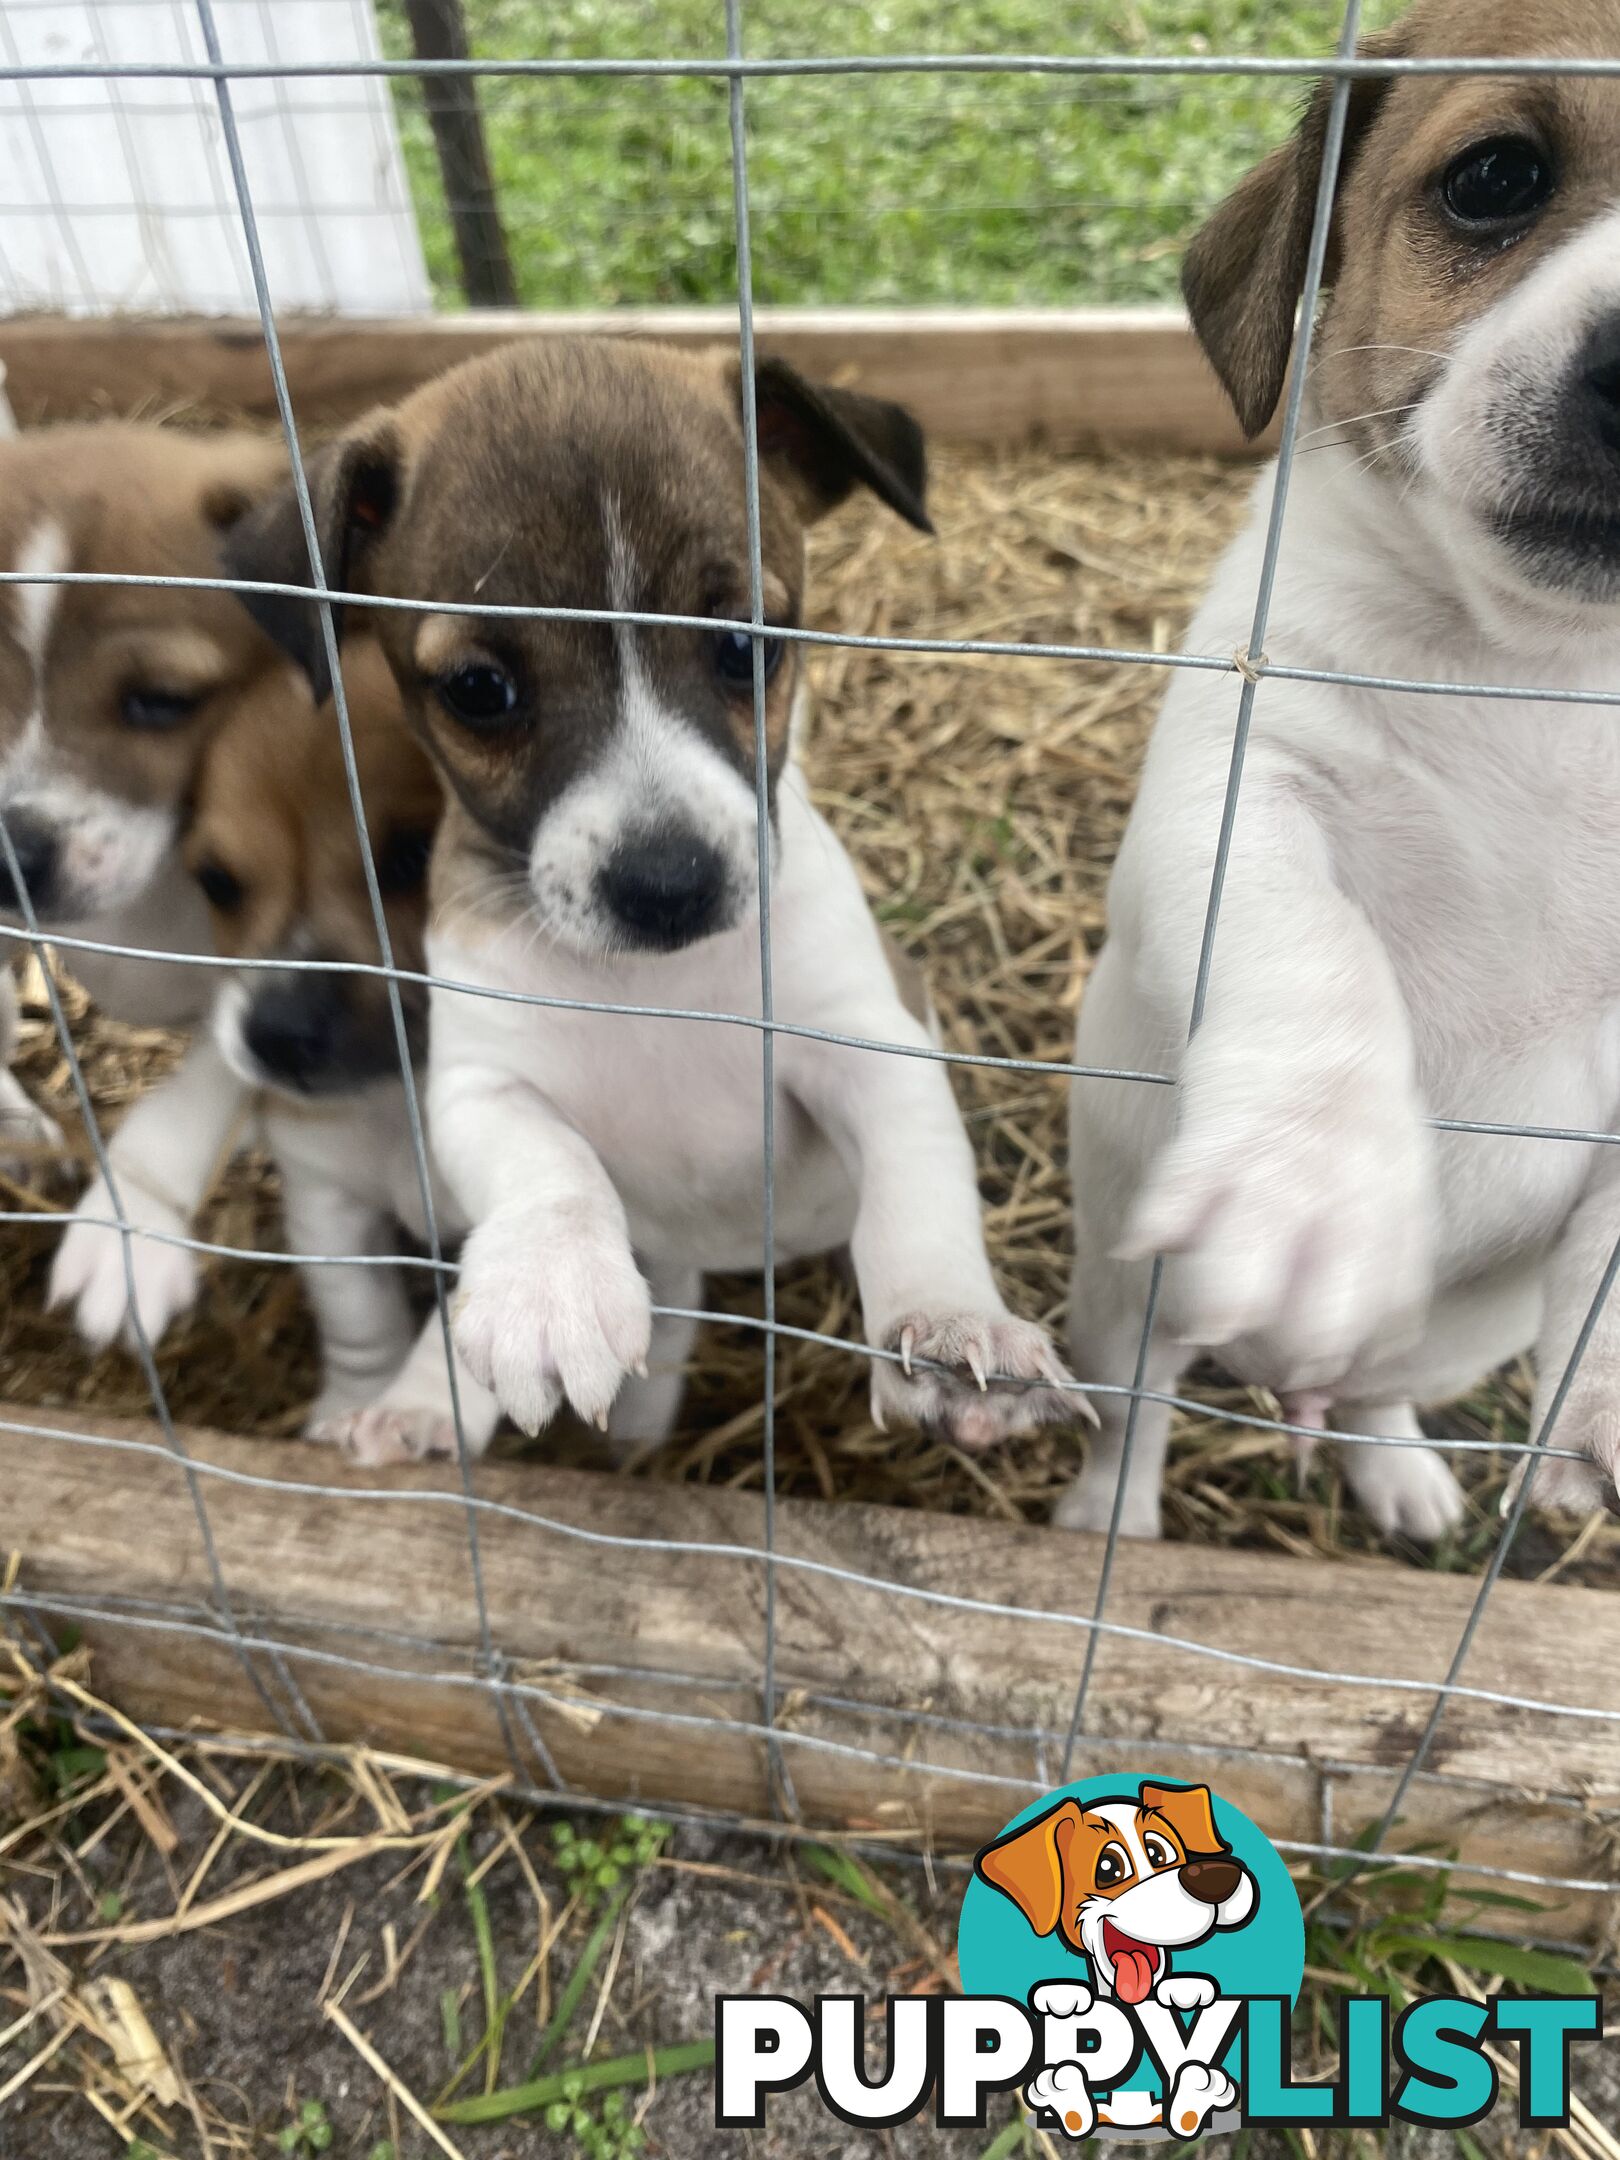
977, 1783, 1255, 2003
0, 422, 290, 1347
223, 338, 1080, 1455
184, 642, 496, 1453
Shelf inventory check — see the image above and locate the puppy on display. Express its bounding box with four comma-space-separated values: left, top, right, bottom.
1063, 1, 1620, 1539
225, 337, 1079, 1453
0, 421, 286, 1345
186, 640, 499, 1458
977, 1782, 1256, 2005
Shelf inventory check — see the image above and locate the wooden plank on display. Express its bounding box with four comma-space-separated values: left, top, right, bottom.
0, 307, 1264, 454
4, 1407, 1615, 1938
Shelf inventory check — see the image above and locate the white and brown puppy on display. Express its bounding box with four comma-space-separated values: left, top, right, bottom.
185, 642, 499, 1458
0, 423, 285, 1343
225, 338, 1079, 1453
1066, 0, 1620, 1541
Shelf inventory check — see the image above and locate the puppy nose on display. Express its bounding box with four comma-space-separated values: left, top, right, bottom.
1578, 313, 1620, 456
1179, 1858, 1242, 1906
0, 812, 57, 915
243, 982, 338, 1090
597, 828, 728, 950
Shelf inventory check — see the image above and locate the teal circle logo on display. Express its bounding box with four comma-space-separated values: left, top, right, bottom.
958, 1776, 1303, 2141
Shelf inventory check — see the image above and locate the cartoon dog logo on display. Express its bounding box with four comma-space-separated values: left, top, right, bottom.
975, 1781, 1256, 2139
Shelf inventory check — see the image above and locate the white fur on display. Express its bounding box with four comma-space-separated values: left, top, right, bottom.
259, 1073, 499, 1463
430, 763, 1076, 1451
522, 495, 765, 957
1024, 2062, 1094, 2140
1066, 210, 1620, 1537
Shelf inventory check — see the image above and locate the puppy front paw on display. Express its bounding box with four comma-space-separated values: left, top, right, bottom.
1155, 1973, 1216, 2012
0, 1071, 65, 1183
1030, 1981, 1094, 2020
1165, 2060, 1238, 2139
452, 1211, 652, 1435
48, 1178, 198, 1350
310, 1403, 460, 1466
1125, 1057, 1436, 1393
871, 1311, 1088, 1449
1505, 1387, 1620, 1518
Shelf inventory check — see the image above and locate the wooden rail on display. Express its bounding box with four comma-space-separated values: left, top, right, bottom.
0, 306, 1268, 453
5, 1409, 1615, 1943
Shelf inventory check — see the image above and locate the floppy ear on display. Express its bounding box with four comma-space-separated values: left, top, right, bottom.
738, 355, 932, 532
219, 422, 404, 701
1181, 26, 1408, 437
975, 1800, 1080, 1938
1139, 1782, 1228, 1859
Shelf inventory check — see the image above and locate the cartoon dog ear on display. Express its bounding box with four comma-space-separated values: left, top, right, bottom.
1139, 1782, 1229, 1859
1181, 25, 1408, 438
729, 355, 933, 533
975, 1800, 1081, 1938
220, 420, 405, 702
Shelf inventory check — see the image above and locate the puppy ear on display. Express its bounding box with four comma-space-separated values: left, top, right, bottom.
220, 422, 403, 702
1181, 26, 1407, 438
738, 355, 933, 532
1139, 1781, 1228, 1858
975, 1800, 1080, 1938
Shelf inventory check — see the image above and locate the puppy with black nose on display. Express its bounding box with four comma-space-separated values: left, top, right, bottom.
186, 639, 499, 1457
0, 421, 287, 1344
1066, 0, 1620, 1542
228, 337, 1079, 1452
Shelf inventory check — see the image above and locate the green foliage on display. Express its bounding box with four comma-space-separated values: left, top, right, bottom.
374, 0, 1405, 312
551, 1815, 670, 1915
544, 2082, 647, 2159
276, 2098, 334, 2155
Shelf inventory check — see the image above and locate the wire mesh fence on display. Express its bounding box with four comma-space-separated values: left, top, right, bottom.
1, 0, 1619, 1951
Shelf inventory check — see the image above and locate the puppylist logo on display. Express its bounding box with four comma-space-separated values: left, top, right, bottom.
715, 1776, 1602, 2139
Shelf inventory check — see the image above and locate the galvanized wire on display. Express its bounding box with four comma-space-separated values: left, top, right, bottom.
0, 18, 1617, 1921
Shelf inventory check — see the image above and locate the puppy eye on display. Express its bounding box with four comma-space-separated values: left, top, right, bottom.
122, 686, 204, 730
713, 627, 785, 690
1143, 1835, 1176, 1870
1441, 136, 1555, 230
434, 661, 520, 731
1094, 1843, 1132, 1889
194, 858, 245, 912
376, 823, 434, 895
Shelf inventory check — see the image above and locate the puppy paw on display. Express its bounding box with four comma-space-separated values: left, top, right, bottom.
870, 1311, 1088, 1449
1125, 1044, 1436, 1392
1155, 1973, 1217, 2012
1504, 1397, 1620, 1518
1052, 1465, 1163, 1541
1344, 1442, 1465, 1542
1165, 2060, 1239, 2139
48, 1178, 197, 1350
0, 1073, 65, 1183
1024, 2063, 1094, 2141
1030, 1982, 1093, 2020
309, 1403, 459, 1466
452, 1210, 652, 1435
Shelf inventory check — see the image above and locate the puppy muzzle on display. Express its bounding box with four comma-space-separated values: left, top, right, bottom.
593, 824, 738, 953
0, 808, 59, 919
237, 970, 421, 1098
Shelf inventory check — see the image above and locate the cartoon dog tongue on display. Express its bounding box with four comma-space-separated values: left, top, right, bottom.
1104, 1924, 1158, 2005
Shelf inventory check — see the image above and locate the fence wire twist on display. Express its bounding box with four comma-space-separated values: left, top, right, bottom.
1, 6, 1618, 1930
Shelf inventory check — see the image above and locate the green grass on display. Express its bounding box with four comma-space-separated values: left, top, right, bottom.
377, 0, 1401, 311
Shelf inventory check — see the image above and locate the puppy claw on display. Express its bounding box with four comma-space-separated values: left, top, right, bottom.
873, 1310, 1087, 1449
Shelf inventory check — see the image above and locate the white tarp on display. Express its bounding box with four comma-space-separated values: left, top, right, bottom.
0, 0, 432, 315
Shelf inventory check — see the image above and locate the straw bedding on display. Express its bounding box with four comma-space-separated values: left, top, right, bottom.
0, 444, 1593, 1577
